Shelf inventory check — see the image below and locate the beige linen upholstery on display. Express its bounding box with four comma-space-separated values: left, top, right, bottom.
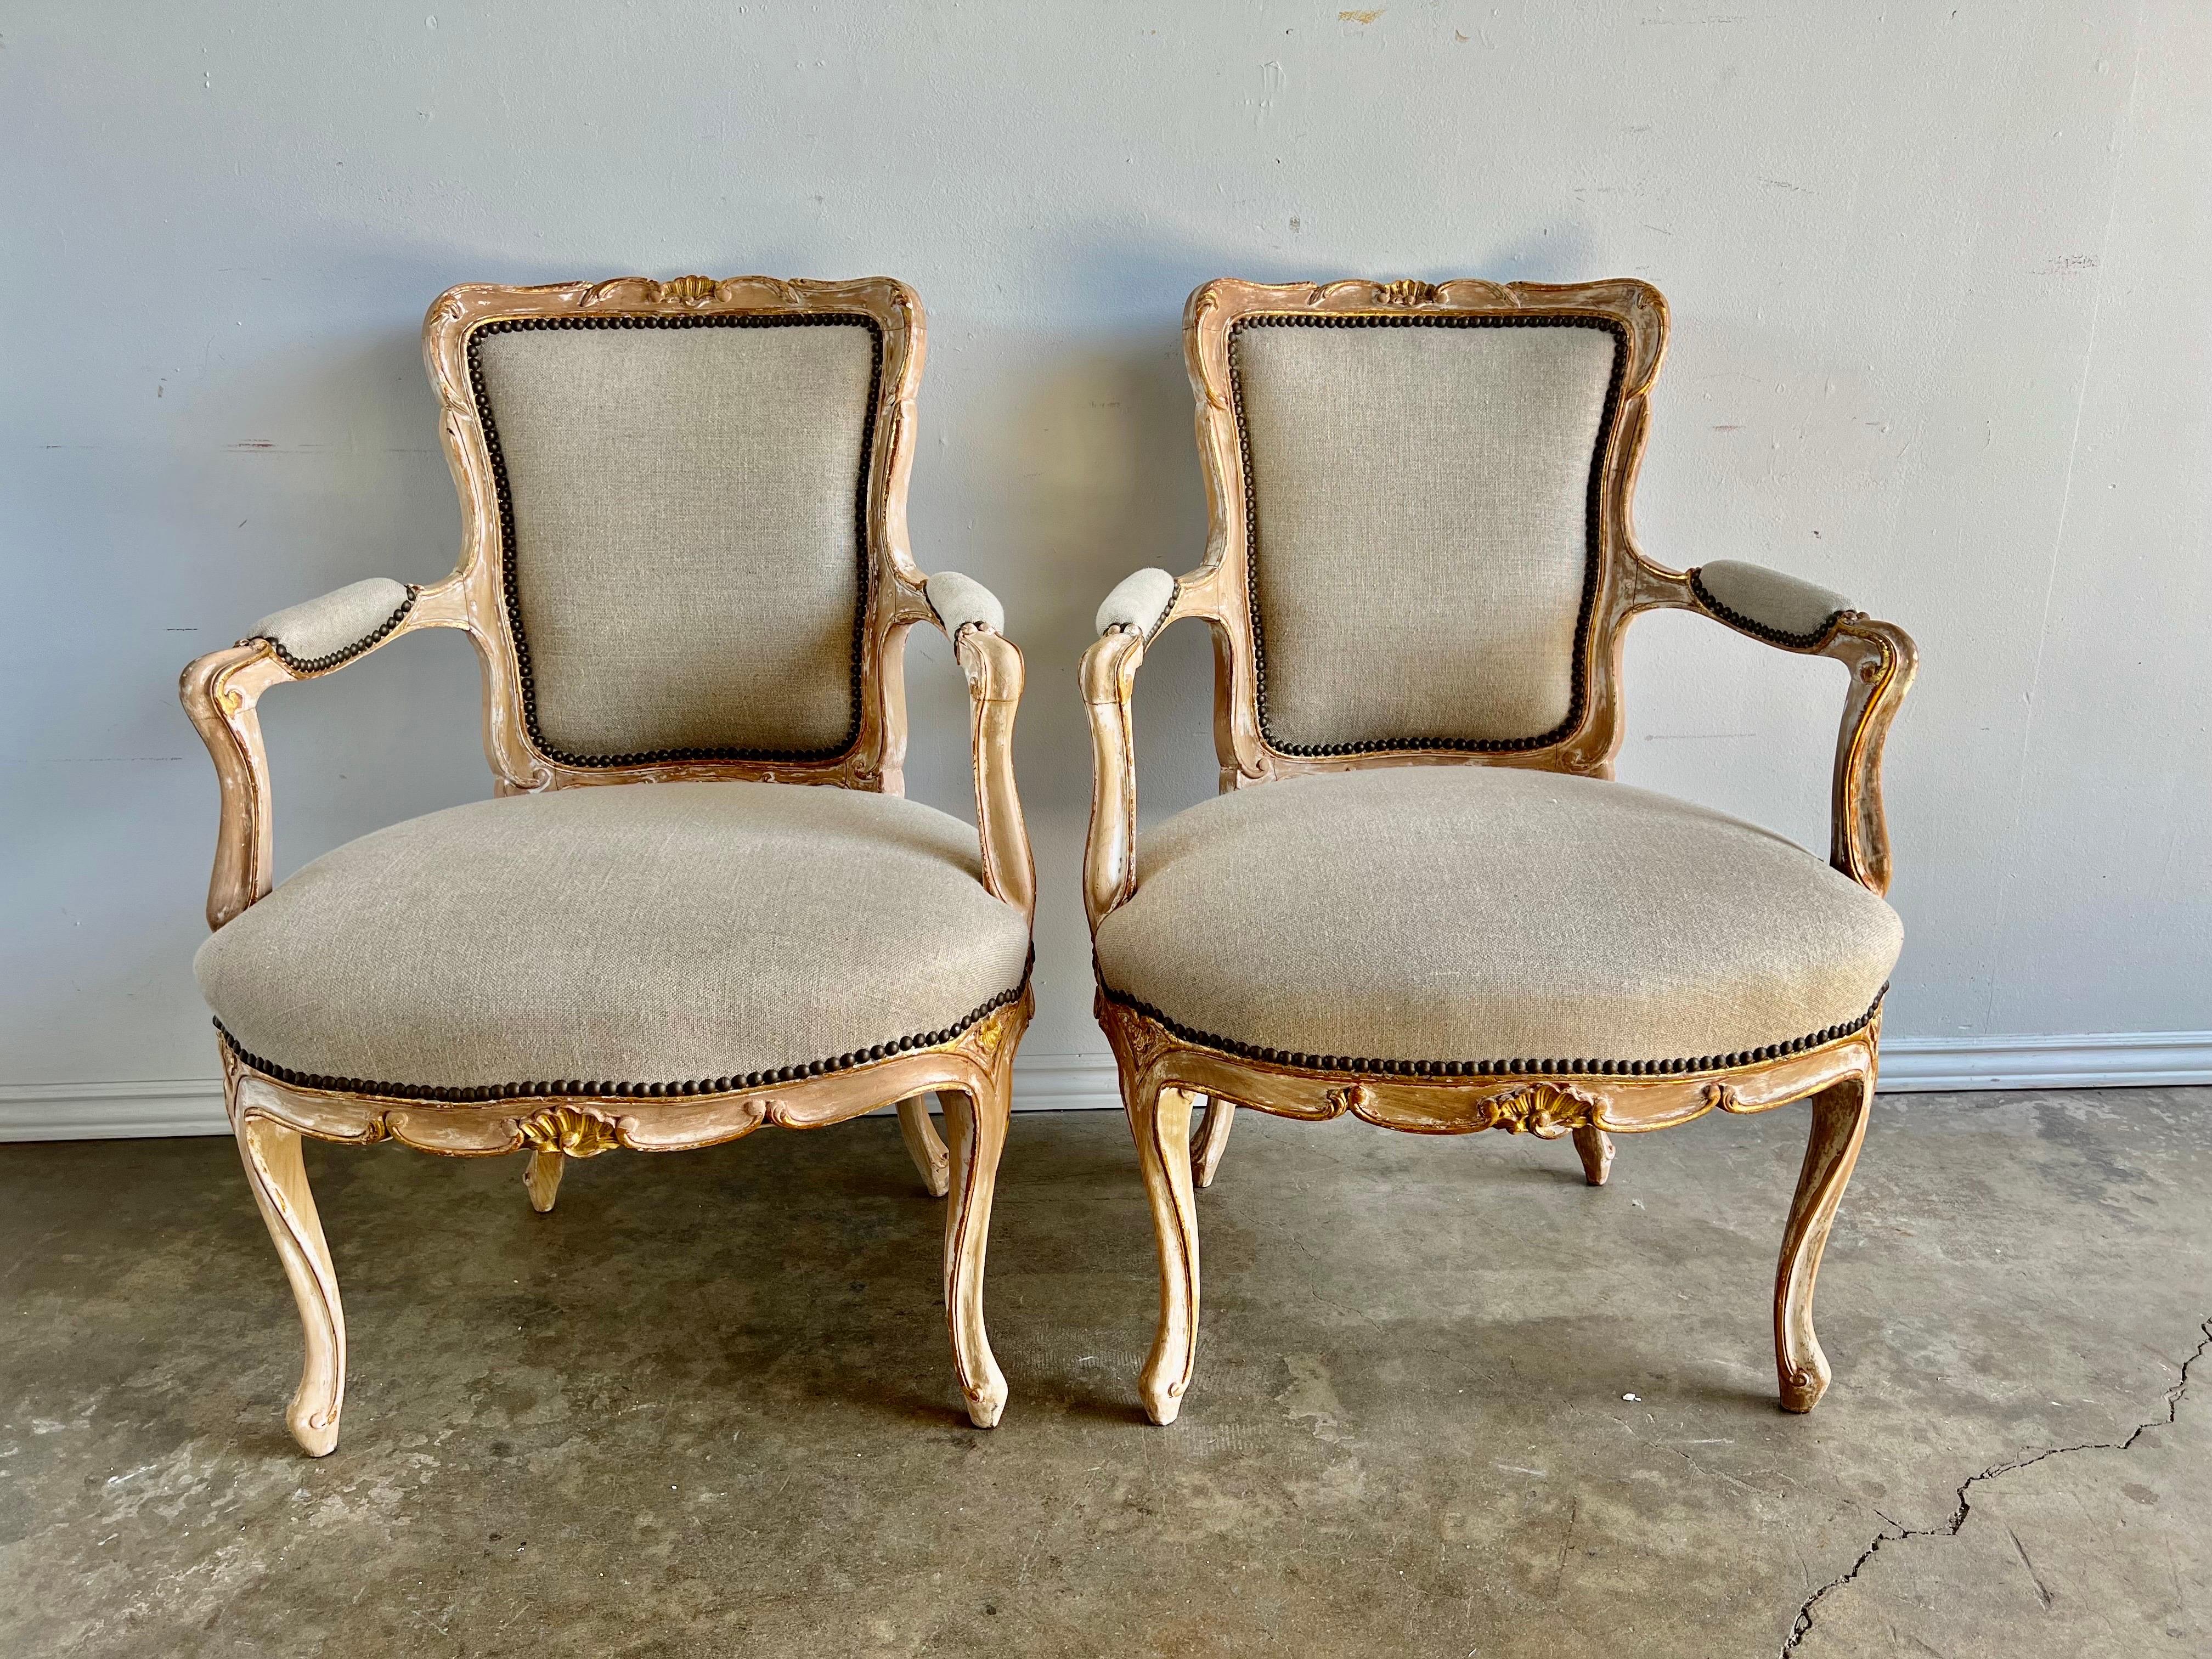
1096, 567, 1178, 639
1232, 319, 1621, 749
924, 570, 1005, 638
471, 320, 879, 760
1694, 560, 1851, 642
196, 781, 1030, 1094
250, 578, 414, 667
1093, 767, 1898, 1068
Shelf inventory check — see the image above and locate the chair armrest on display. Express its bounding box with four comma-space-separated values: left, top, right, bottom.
248, 578, 420, 673
1662, 561, 1918, 896
181, 578, 444, 930
917, 572, 1034, 922
923, 569, 1006, 641
1095, 567, 1178, 641
1688, 560, 1851, 647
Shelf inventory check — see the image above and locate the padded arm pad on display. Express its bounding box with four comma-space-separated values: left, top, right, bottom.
925, 570, 1007, 639
1094, 567, 1177, 639
248, 578, 417, 669
1690, 560, 1851, 645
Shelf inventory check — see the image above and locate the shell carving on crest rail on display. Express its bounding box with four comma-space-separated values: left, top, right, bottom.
1378, 279, 1437, 307
514, 1103, 624, 1158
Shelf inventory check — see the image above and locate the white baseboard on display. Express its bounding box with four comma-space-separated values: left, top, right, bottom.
0, 1079, 234, 1142
1873, 1031, 2212, 1092
4, 1034, 2207, 1143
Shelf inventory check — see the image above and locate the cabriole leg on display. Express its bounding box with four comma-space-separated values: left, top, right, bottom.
1572, 1125, 1614, 1187
939, 1073, 1009, 1427
524, 1148, 565, 1213
1127, 1081, 1200, 1425
1191, 1093, 1235, 1189
1775, 1074, 1873, 1412
234, 1111, 346, 1456
899, 1095, 952, 1198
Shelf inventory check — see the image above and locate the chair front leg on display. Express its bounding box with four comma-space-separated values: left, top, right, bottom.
1126, 1081, 1201, 1425
1775, 1073, 1873, 1412
899, 1096, 952, 1198
939, 1073, 1010, 1428
234, 1109, 346, 1455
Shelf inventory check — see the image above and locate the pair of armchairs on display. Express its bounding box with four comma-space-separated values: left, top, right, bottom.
182, 274, 1914, 1455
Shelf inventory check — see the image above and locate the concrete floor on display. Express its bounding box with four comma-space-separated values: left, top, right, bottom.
2, 1088, 2207, 1658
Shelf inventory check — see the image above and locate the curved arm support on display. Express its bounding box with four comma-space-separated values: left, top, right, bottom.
947, 623, 1035, 923
1817, 617, 1917, 896
180, 578, 466, 930
1634, 557, 1918, 896
1081, 626, 1148, 933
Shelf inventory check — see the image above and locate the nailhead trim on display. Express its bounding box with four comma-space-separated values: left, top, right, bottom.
216, 957, 1032, 1105
466, 312, 883, 768
250, 585, 420, 675
1140, 580, 1178, 640
1688, 566, 1847, 649
1228, 312, 1628, 757
1100, 982, 1885, 1080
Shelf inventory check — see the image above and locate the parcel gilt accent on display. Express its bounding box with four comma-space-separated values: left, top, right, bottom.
514, 1103, 623, 1159
1480, 1081, 1601, 1138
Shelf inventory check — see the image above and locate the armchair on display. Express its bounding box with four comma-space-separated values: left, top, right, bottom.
1082, 277, 1916, 1425
182, 276, 1034, 1453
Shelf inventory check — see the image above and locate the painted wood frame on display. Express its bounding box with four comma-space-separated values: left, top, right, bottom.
182, 276, 1035, 1453
1080, 276, 1917, 1425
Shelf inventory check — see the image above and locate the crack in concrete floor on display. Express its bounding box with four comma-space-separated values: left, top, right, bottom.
1782, 1317, 2212, 1655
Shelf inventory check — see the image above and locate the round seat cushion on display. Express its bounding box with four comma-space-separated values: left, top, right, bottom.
196, 780, 1031, 1098
1092, 767, 1900, 1073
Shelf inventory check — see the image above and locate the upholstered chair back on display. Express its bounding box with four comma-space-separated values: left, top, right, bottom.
468, 314, 882, 765
1229, 314, 1624, 754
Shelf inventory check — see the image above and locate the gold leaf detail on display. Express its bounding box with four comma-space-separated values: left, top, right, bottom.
663, 274, 718, 304
1479, 1081, 1599, 1139
514, 1103, 623, 1159
969, 1010, 1009, 1064
1379, 279, 1437, 307
1325, 1082, 1374, 1116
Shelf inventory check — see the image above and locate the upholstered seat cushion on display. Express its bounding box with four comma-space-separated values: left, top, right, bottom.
196, 781, 1030, 1097
1092, 768, 1900, 1072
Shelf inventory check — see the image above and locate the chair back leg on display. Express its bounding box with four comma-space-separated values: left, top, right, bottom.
1191, 1093, 1235, 1189
523, 1147, 566, 1212
899, 1096, 952, 1198
1572, 1125, 1615, 1187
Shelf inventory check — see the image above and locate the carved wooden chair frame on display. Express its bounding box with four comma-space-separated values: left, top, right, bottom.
1080, 276, 1917, 1425
182, 276, 1035, 1452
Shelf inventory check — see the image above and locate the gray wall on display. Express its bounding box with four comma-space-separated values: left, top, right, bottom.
4, 2, 2207, 1097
